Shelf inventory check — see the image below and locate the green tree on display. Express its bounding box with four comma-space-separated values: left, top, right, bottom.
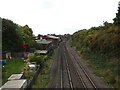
17, 25, 43, 51
17, 25, 33, 43
2, 18, 43, 53
113, 2, 120, 26
2, 19, 24, 52
29, 40, 43, 50
29, 53, 45, 66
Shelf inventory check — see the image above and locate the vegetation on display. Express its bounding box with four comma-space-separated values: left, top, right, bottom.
2, 19, 24, 52
2, 18, 57, 87
29, 52, 48, 66
2, 18, 43, 53
2, 58, 26, 84
31, 57, 52, 88
71, 2, 120, 89
32, 48, 57, 88
2, 18, 43, 84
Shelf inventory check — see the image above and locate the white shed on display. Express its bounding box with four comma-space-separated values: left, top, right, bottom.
1, 79, 27, 90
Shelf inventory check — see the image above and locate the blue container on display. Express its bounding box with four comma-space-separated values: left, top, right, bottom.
0, 60, 6, 65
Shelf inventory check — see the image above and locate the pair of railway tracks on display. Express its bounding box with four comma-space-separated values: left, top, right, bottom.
59, 43, 73, 89
47, 42, 109, 89
63, 42, 97, 89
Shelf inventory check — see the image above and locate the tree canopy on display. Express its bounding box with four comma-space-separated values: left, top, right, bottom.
2, 19, 24, 52
2, 18, 43, 52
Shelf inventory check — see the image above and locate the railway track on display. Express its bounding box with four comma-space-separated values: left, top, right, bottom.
63, 44, 88, 89
64, 42, 97, 89
59, 43, 73, 89
63, 51, 73, 89
62, 43, 86, 89
47, 42, 110, 89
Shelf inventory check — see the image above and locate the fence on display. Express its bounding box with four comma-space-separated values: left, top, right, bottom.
26, 65, 40, 89
12, 52, 25, 58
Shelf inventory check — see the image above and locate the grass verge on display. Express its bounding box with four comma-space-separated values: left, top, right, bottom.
2, 58, 26, 85
80, 52, 119, 89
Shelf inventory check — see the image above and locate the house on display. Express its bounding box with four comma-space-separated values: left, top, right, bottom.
34, 35, 60, 50
34, 39, 52, 50
42, 35, 59, 42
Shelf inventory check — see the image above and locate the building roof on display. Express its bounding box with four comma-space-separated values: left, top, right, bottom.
35, 39, 52, 44
36, 50, 48, 54
8, 74, 23, 80
2, 79, 27, 88
45, 35, 59, 39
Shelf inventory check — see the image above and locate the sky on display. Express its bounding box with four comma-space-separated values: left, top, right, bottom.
0, 0, 120, 35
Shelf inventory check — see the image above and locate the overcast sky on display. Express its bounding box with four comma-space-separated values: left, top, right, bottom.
0, 0, 119, 35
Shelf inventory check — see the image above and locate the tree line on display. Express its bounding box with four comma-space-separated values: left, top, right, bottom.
2, 18, 43, 52
71, 2, 120, 59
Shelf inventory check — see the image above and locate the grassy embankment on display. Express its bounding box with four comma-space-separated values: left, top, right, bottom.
71, 25, 120, 89
2, 58, 26, 84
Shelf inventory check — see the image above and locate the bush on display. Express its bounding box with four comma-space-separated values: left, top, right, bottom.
24, 71, 34, 80
29, 52, 48, 66
29, 54, 42, 65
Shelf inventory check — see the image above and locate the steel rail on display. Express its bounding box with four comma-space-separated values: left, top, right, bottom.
65, 44, 97, 89
60, 55, 63, 89
64, 45, 87, 89
63, 47, 74, 89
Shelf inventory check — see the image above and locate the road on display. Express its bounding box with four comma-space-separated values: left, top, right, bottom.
47, 41, 111, 89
